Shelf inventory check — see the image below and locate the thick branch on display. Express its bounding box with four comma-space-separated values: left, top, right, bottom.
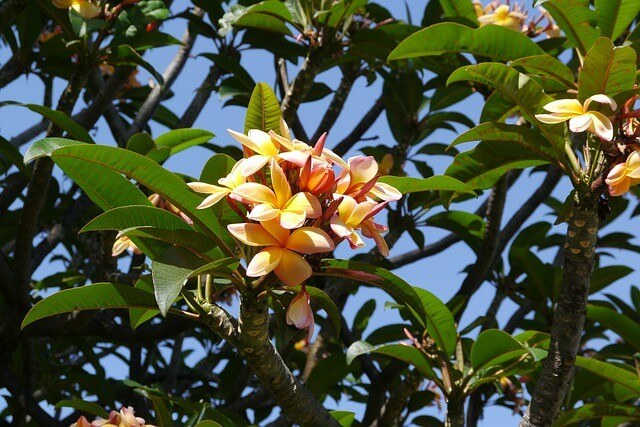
332, 97, 384, 156
237, 296, 338, 427
0, 0, 26, 29
378, 369, 423, 426
0, 52, 29, 89
520, 193, 598, 426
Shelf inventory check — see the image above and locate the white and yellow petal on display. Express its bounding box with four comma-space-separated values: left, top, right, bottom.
227, 223, 281, 247
274, 249, 312, 286
246, 247, 283, 277
286, 227, 335, 254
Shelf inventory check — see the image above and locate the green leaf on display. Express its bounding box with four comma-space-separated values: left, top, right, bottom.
55, 399, 109, 419
109, 44, 164, 86
244, 82, 282, 133
235, 13, 292, 35
1, 102, 94, 143
30, 142, 233, 253
578, 37, 637, 101
590, 265, 633, 293
155, 128, 215, 155
587, 304, 640, 350
388, 23, 546, 62
470, 329, 529, 373
449, 122, 558, 162
575, 356, 640, 395
24, 137, 84, 164
330, 411, 355, 427
378, 175, 470, 194
414, 288, 457, 359
305, 353, 351, 395
81, 205, 194, 233
553, 402, 640, 426
425, 210, 484, 253
128, 31, 182, 50
346, 341, 438, 380
437, 0, 478, 25
510, 55, 576, 88
537, 0, 600, 56
22, 283, 160, 329
448, 62, 564, 156
595, 0, 640, 40
188, 258, 239, 279
317, 259, 427, 328
129, 277, 159, 329
152, 247, 205, 316
0, 136, 30, 176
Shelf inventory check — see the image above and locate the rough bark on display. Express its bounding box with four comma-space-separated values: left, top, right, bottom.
237, 296, 339, 427
446, 389, 466, 427
520, 193, 599, 427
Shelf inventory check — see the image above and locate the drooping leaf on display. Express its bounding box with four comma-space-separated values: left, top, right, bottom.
414, 288, 457, 359
388, 23, 546, 62
0, 136, 30, 176
590, 266, 634, 294
346, 341, 438, 380
244, 82, 282, 133
510, 55, 576, 88
317, 259, 427, 328
575, 356, 640, 395
108, 44, 165, 86
22, 283, 160, 329
152, 247, 206, 316
437, 0, 478, 25
2, 103, 94, 143
55, 399, 109, 419
81, 205, 195, 234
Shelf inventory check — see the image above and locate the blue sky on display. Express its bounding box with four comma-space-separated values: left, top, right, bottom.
2, 1, 639, 425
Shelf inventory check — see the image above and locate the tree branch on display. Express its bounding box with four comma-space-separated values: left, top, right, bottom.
0, 52, 29, 89
236, 295, 339, 426
520, 193, 599, 427
378, 369, 423, 426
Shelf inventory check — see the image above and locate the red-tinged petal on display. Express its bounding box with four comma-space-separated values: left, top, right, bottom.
227, 223, 281, 247
626, 150, 640, 178
609, 177, 630, 196
233, 182, 277, 206
278, 150, 312, 167
247, 203, 280, 222
274, 249, 312, 286
606, 163, 627, 185
286, 285, 314, 329
348, 200, 376, 226
348, 155, 378, 184
347, 231, 366, 249
246, 247, 283, 277
286, 227, 335, 254
370, 182, 402, 201
313, 132, 327, 156
322, 148, 349, 169
362, 220, 389, 256
330, 215, 352, 238
280, 210, 306, 229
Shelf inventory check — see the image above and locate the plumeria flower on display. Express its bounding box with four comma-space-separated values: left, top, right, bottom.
91, 406, 154, 427
112, 235, 141, 257
286, 284, 314, 339
233, 159, 322, 229
52, 0, 100, 19
330, 196, 378, 250
606, 150, 640, 196
70, 416, 91, 427
228, 129, 282, 176
227, 219, 334, 286
188, 159, 246, 209
536, 94, 617, 141
478, 4, 526, 31
361, 218, 390, 257
335, 156, 402, 202
272, 130, 349, 170
299, 157, 336, 195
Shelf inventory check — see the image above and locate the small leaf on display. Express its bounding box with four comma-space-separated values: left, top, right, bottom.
55, 399, 109, 419
152, 247, 205, 316
346, 341, 438, 380
470, 329, 529, 373
244, 82, 282, 133
155, 129, 215, 155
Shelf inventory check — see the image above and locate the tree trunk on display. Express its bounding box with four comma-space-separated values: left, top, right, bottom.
446, 390, 466, 427
520, 193, 598, 427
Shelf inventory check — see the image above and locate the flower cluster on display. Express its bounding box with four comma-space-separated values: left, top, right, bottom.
606, 150, 640, 196
536, 94, 617, 141
476, 2, 527, 31
71, 407, 155, 427
52, 0, 100, 19
189, 120, 400, 335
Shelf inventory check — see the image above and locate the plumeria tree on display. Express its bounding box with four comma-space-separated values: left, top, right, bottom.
2, 0, 640, 426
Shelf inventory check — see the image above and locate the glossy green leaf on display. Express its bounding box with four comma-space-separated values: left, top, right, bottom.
414, 288, 457, 359
129, 277, 159, 330
152, 247, 206, 316
22, 283, 160, 329
510, 55, 576, 88
235, 13, 292, 35
244, 82, 282, 133
346, 341, 438, 380
155, 129, 215, 155
317, 259, 427, 327
470, 329, 529, 372
425, 210, 484, 253
55, 399, 109, 419
587, 304, 640, 350
554, 402, 640, 426
378, 175, 469, 194
438, 0, 478, 25
595, 0, 640, 40
119, 227, 215, 255
575, 356, 640, 394
330, 411, 355, 427
188, 258, 239, 278
81, 205, 194, 233
537, 0, 599, 56
388, 23, 545, 62
449, 122, 558, 162
305, 353, 351, 395
578, 37, 636, 101
2, 103, 94, 143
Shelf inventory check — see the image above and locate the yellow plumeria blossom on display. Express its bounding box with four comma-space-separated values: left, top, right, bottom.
228, 129, 282, 176
330, 196, 378, 250
270, 129, 349, 170
52, 0, 100, 19
535, 94, 617, 141
91, 406, 155, 427
605, 150, 640, 196
478, 4, 526, 31
336, 156, 402, 202
227, 219, 334, 286
233, 159, 322, 229
188, 159, 246, 209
